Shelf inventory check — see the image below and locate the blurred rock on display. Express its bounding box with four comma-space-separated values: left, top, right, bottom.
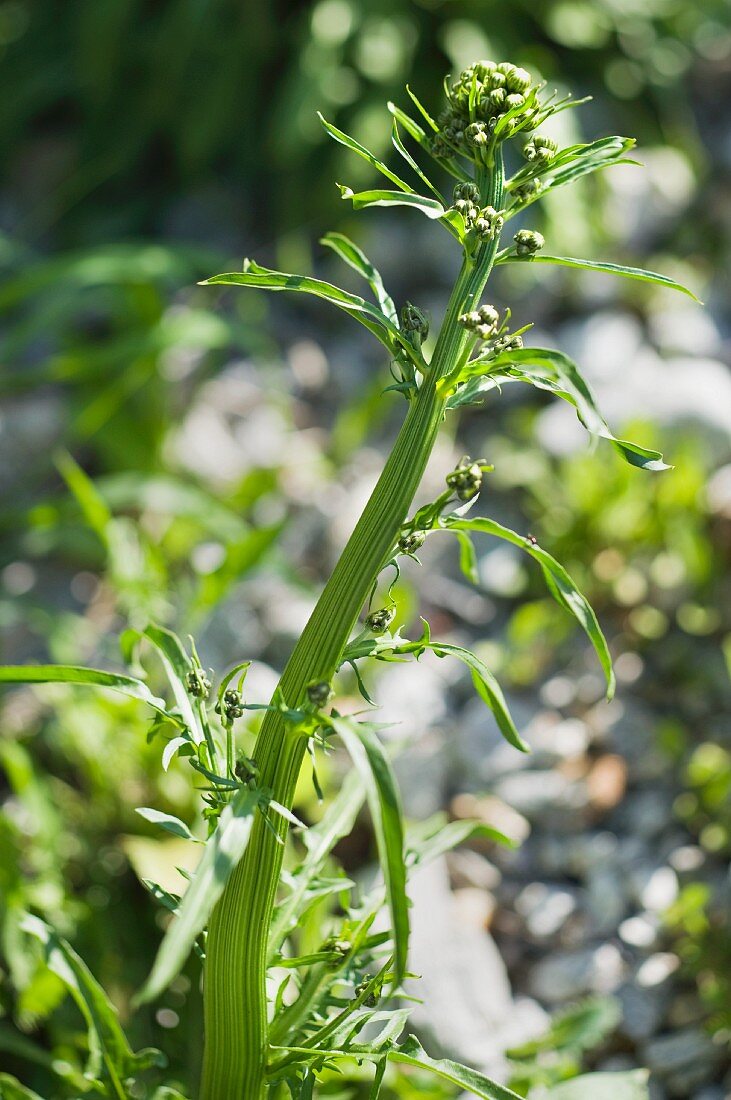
528, 943, 625, 1003
644, 1028, 725, 1097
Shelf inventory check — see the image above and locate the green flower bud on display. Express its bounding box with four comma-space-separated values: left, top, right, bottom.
489, 70, 507, 89
454, 182, 480, 205
496, 61, 516, 77
355, 974, 379, 1007
186, 667, 211, 699
478, 304, 500, 327
523, 134, 558, 162
322, 936, 351, 967
366, 606, 396, 635
400, 301, 429, 344
514, 229, 545, 256
234, 754, 258, 783
219, 688, 244, 721
487, 87, 506, 113
504, 93, 525, 112
473, 205, 504, 240
465, 121, 488, 147
306, 680, 332, 707
506, 66, 532, 93
513, 179, 543, 203
494, 333, 524, 354
446, 456, 484, 502
398, 530, 426, 555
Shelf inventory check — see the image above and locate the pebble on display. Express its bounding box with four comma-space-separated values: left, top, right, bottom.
619, 913, 661, 949
637, 953, 680, 988
644, 1028, 725, 1096
618, 982, 667, 1041
528, 943, 624, 1003
640, 867, 680, 912
514, 882, 579, 940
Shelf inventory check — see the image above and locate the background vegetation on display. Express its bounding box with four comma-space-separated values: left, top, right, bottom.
1, 1, 729, 1097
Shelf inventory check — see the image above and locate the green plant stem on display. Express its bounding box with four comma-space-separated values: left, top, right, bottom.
199, 153, 504, 1100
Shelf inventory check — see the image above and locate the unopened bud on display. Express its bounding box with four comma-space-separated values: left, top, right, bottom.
454, 182, 480, 205
365, 606, 396, 635
186, 668, 211, 699
398, 530, 426, 555
514, 229, 545, 256
506, 67, 531, 93
400, 301, 429, 343
219, 688, 244, 721
306, 680, 332, 708
446, 457, 484, 502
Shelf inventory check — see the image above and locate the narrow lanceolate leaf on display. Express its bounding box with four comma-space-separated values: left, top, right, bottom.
0, 1074, 45, 1099
203, 263, 424, 373
442, 516, 615, 699
390, 119, 444, 202
542, 1070, 650, 1100
0, 664, 168, 714
135, 807, 197, 841
428, 643, 529, 753
496, 252, 700, 301
136, 788, 258, 1004
318, 114, 414, 193
268, 769, 366, 957
142, 624, 206, 745
320, 232, 398, 325
338, 185, 446, 219
461, 347, 670, 472
506, 137, 637, 211
391, 1035, 523, 1100
331, 717, 409, 983
22, 915, 164, 1094
387, 101, 469, 182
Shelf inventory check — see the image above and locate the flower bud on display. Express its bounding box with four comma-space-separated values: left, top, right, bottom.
506, 67, 531, 93
474, 206, 504, 240
355, 975, 379, 1007
306, 680, 332, 708
478, 304, 500, 328
400, 301, 429, 344
523, 134, 558, 162
504, 93, 525, 111
220, 688, 244, 721
514, 229, 545, 256
398, 530, 426, 555
465, 121, 488, 148
489, 70, 507, 89
235, 754, 258, 783
366, 606, 396, 635
494, 333, 524, 354
454, 182, 480, 205
487, 88, 506, 113
186, 667, 211, 699
446, 456, 484, 502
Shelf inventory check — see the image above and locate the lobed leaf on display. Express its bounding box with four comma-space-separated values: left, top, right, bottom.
456, 346, 670, 472
442, 516, 615, 698
330, 717, 409, 984
135, 788, 258, 1004
391, 1035, 523, 1100
497, 252, 700, 301
204, 264, 424, 374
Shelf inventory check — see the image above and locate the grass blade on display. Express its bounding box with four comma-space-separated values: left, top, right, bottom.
0, 664, 168, 714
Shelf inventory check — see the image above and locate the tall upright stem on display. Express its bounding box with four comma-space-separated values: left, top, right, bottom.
200, 152, 504, 1100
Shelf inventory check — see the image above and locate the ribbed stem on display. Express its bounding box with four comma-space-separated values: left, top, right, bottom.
200, 151, 504, 1100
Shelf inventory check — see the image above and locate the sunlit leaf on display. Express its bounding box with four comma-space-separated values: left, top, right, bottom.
391, 1035, 523, 1100
142, 624, 207, 746
331, 717, 409, 983
497, 252, 700, 301
0, 664, 169, 715
320, 232, 398, 324
135, 807, 198, 841
338, 185, 446, 219
428, 642, 528, 752
540, 1070, 649, 1099
318, 114, 413, 193
441, 516, 615, 698
135, 788, 258, 1004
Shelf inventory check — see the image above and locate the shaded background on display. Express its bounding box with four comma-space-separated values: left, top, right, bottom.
1, 1, 730, 1097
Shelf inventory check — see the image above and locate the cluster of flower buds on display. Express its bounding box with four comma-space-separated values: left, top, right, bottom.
355, 974, 380, 1007
306, 680, 332, 708
322, 936, 351, 968
400, 301, 429, 347
459, 303, 500, 342
215, 688, 244, 723
452, 182, 480, 223
492, 332, 524, 354
512, 178, 543, 205
523, 134, 557, 163
398, 529, 426, 555
432, 60, 541, 161
186, 667, 211, 699
514, 229, 545, 256
366, 606, 396, 635
234, 754, 258, 784
446, 456, 485, 502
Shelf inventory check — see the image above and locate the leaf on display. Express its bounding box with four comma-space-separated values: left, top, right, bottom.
330, 717, 409, 984
203, 263, 423, 373
459, 346, 670, 472
269, 770, 366, 957
21, 914, 164, 1094
429, 642, 528, 753
442, 516, 615, 698
454, 529, 479, 584
387, 101, 469, 183
539, 1070, 649, 1100
135, 788, 258, 1004
55, 449, 112, 543
0, 1075, 45, 1099
497, 252, 700, 301
338, 185, 446, 220
391, 1035, 523, 1100
135, 807, 197, 841
506, 137, 637, 211
390, 120, 444, 202
142, 624, 206, 745
407, 818, 515, 866
0, 664, 169, 714
320, 232, 398, 325
318, 114, 413, 193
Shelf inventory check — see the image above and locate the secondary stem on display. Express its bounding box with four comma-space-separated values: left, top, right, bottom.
200, 153, 504, 1100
